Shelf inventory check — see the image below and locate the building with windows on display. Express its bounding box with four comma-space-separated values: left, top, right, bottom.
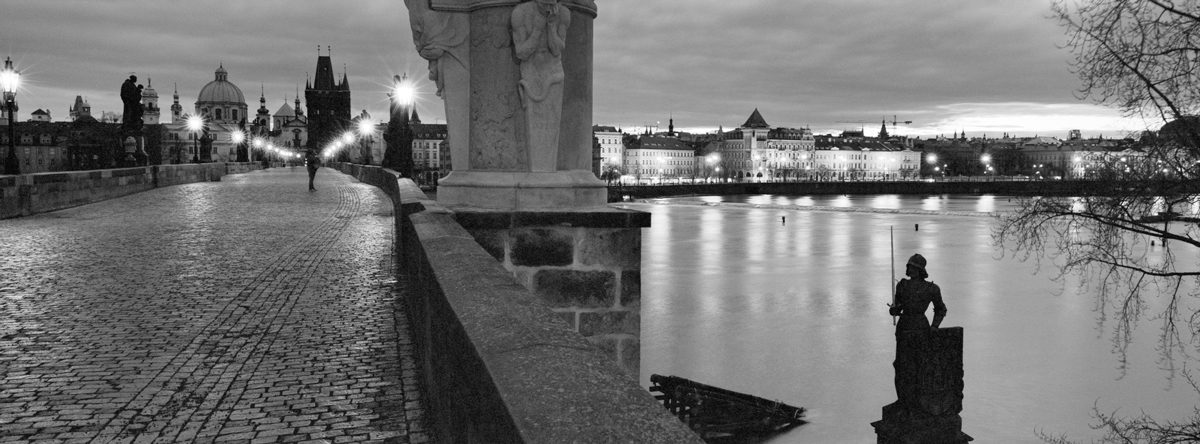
266, 95, 309, 155
29, 109, 51, 122
593, 125, 622, 179
812, 137, 920, 181
718, 109, 816, 181
717, 109, 918, 181
623, 135, 696, 183
408, 110, 448, 184
162, 64, 249, 163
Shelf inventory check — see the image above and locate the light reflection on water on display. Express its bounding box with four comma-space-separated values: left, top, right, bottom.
636, 194, 1199, 443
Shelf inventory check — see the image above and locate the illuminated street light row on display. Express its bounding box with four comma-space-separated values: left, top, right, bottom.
2, 57, 21, 174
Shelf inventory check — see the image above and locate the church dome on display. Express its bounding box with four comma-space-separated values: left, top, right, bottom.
194, 64, 248, 124
197, 65, 245, 105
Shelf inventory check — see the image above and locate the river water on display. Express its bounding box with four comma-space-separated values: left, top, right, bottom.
627, 194, 1200, 443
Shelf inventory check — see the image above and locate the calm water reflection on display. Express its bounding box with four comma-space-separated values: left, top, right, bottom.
631, 194, 1198, 443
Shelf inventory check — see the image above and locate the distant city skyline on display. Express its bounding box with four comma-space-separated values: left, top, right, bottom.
0, 1, 1151, 139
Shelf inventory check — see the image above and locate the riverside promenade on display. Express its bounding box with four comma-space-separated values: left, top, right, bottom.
0, 168, 428, 443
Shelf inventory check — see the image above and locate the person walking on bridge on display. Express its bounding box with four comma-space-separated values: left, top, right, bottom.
305, 149, 320, 191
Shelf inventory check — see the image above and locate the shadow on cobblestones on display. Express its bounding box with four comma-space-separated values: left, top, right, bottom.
0, 168, 428, 443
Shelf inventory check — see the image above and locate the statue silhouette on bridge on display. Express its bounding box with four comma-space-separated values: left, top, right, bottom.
873, 253, 972, 443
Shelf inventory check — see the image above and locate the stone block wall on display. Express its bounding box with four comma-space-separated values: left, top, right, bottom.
0, 162, 258, 219
455, 210, 650, 377
330, 162, 701, 443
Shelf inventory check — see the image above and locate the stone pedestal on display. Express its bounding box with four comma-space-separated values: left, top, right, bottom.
421, 0, 605, 210
455, 208, 649, 377
871, 327, 972, 443
438, 170, 607, 210
416, 0, 644, 375
121, 135, 146, 167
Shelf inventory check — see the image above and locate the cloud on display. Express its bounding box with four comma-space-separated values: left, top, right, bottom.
0, 0, 1151, 139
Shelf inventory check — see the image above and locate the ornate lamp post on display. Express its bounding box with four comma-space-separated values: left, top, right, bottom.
340, 132, 355, 163
2, 57, 20, 175
231, 130, 246, 162
357, 118, 375, 165
252, 137, 264, 163
384, 74, 416, 177
187, 115, 204, 163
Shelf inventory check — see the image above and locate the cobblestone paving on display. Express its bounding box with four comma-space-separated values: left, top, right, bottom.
0, 168, 428, 443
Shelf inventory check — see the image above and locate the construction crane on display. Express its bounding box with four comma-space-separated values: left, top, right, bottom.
835, 116, 913, 134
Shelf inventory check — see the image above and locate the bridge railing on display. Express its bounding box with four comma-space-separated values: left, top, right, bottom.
0, 162, 262, 220
331, 163, 701, 444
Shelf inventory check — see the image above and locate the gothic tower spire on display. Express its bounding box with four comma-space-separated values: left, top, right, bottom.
170, 82, 183, 123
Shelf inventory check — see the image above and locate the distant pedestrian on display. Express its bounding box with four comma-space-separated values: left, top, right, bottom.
305, 149, 320, 191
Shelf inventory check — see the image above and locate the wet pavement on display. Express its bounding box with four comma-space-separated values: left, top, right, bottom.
0, 167, 428, 443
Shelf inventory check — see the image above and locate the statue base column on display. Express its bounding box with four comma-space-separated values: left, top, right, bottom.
121, 135, 142, 167
437, 170, 607, 210
452, 207, 649, 378
871, 327, 972, 443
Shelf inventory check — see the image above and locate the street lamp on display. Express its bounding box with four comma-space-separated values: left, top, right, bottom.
2, 57, 20, 175
231, 130, 246, 162
385, 73, 416, 177
186, 114, 204, 163
252, 137, 264, 163
357, 118, 375, 165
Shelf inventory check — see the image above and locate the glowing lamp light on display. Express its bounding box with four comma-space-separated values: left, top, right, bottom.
0, 57, 19, 95
186, 115, 204, 132
253, 138, 264, 149
392, 80, 416, 106
357, 118, 375, 136
341, 132, 355, 144
926, 154, 938, 164
980, 154, 992, 164
231, 131, 245, 144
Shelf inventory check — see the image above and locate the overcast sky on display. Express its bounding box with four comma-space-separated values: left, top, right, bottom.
0, 0, 1152, 138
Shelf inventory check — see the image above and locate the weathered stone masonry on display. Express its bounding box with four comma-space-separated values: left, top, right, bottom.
455, 209, 650, 377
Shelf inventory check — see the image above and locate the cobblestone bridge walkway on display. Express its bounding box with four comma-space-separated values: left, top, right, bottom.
0, 168, 428, 443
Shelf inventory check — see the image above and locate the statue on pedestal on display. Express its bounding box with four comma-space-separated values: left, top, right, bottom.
512, 0, 570, 172
120, 75, 144, 132
874, 254, 972, 443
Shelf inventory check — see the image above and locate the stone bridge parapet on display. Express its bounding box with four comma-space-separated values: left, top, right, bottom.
332, 162, 701, 444
0, 162, 262, 219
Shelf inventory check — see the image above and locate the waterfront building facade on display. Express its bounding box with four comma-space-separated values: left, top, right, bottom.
623, 135, 697, 183
717, 109, 818, 181
594, 125, 623, 178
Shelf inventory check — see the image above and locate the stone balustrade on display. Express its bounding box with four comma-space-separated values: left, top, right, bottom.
333, 162, 701, 443
0, 162, 262, 219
